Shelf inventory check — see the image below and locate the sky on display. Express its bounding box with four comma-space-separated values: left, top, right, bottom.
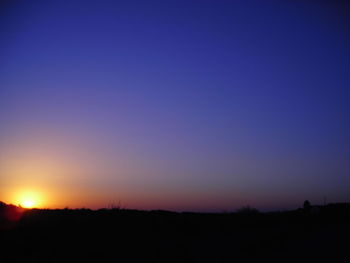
0, 0, 350, 211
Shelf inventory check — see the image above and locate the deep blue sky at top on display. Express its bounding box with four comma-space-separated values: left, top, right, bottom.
0, 0, 350, 210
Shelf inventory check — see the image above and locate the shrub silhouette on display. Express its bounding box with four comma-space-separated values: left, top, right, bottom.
1, 201, 350, 262
303, 200, 311, 211
236, 205, 259, 214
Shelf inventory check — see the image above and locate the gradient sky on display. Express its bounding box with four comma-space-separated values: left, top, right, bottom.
1, 0, 350, 211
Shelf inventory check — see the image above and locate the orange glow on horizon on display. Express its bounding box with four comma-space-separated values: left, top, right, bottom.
13, 190, 44, 208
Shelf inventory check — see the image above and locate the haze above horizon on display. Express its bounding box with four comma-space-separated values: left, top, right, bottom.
1, 0, 350, 212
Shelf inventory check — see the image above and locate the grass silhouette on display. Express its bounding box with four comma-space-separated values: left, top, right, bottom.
1, 201, 350, 262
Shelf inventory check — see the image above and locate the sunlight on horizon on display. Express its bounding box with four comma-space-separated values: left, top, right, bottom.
13, 190, 43, 208
22, 199, 34, 208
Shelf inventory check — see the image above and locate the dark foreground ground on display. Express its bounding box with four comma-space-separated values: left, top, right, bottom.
1, 202, 350, 263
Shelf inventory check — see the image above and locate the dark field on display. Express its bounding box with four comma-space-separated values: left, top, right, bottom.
1, 203, 349, 263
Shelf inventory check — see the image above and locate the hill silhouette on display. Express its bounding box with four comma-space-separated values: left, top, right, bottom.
1, 201, 350, 262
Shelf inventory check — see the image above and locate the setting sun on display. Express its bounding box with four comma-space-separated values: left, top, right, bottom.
14, 190, 43, 209
22, 199, 34, 208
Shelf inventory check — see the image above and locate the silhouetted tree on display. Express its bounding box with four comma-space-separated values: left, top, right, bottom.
303, 200, 311, 212
237, 205, 259, 214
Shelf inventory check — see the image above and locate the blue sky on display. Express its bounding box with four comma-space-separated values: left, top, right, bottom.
1, 0, 350, 211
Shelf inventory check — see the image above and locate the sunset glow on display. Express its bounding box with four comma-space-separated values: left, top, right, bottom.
14, 190, 43, 209
0, 0, 349, 211
22, 199, 34, 208
1, 2, 350, 262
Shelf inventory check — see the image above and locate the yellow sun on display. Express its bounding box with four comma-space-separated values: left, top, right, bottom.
22, 199, 34, 208
15, 190, 42, 208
